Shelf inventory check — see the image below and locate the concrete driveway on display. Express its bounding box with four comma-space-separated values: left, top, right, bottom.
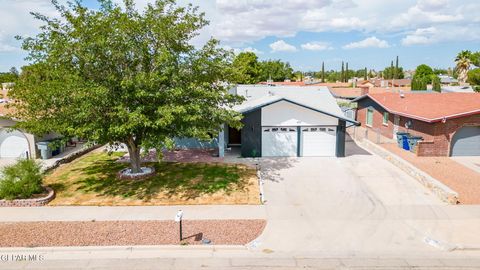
253, 141, 480, 258
451, 156, 480, 174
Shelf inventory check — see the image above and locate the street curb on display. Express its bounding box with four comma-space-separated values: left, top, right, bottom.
0, 245, 248, 253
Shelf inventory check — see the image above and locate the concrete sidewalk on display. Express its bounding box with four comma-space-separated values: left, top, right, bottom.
0, 205, 266, 222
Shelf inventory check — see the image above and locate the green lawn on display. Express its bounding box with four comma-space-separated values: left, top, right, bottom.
44, 149, 260, 205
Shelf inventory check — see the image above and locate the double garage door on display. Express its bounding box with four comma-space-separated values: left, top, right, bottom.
261, 126, 336, 157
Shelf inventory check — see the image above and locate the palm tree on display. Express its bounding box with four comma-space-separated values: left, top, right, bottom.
455, 50, 472, 83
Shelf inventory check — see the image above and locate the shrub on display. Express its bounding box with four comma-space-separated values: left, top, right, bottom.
0, 159, 44, 200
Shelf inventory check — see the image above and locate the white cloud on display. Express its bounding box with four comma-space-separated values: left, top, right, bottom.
301, 42, 333, 51
401, 25, 480, 46
223, 45, 264, 55
269, 40, 297, 53
343, 37, 390, 49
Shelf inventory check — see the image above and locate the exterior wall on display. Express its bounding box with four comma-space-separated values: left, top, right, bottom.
356, 97, 480, 157
261, 100, 338, 127
336, 120, 346, 157
417, 114, 480, 156
241, 109, 262, 157
356, 99, 395, 139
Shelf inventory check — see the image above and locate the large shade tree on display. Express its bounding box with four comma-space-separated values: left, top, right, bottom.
10, 0, 243, 173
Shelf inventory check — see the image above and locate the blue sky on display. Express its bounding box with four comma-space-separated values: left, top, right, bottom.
1, 0, 479, 72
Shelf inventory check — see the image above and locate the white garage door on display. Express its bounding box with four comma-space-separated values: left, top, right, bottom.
0, 130, 29, 158
301, 126, 336, 157
262, 127, 298, 157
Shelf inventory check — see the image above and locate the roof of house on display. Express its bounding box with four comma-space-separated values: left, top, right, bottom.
329, 87, 411, 99
354, 92, 480, 123
441, 86, 474, 93
370, 79, 411, 87
257, 81, 320, 86
233, 85, 358, 124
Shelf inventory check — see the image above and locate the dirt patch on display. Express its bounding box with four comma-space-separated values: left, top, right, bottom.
0, 219, 266, 247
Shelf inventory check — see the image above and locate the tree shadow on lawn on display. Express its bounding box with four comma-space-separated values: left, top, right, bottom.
73, 160, 251, 201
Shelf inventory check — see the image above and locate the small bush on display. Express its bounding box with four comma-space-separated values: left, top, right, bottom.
0, 159, 44, 200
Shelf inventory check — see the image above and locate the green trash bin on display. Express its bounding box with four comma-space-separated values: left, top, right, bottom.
396, 132, 410, 148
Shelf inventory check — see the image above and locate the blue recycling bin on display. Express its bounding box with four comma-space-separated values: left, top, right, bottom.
402, 135, 410, 151
396, 132, 410, 148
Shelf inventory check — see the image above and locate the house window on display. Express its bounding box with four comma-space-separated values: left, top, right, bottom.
382, 112, 389, 126
366, 107, 374, 127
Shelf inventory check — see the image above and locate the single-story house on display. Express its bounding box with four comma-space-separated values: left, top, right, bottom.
438, 75, 458, 85
0, 87, 61, 159
224, 85, 358, 157
353, 92, 480, 156
369, 79, 411, 88
329, 86, 411, 101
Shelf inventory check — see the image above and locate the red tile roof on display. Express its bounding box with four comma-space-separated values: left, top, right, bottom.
363, 92, 480, 122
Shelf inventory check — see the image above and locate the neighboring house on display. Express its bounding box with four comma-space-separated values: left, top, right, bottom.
0, 86, 61, 159
438, 75, 458, 85
353, 92, 480, 156
329, 86, 411, 102
225, 85, 358, 157
370, 78, 411, 88
257, 80, 320, 86
441, 85, 474, 93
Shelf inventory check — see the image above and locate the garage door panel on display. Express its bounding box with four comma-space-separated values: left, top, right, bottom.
451, 126, 480, 156
262, 127, 298, 157
0, 130, 29, 158
301, 127, 336, 157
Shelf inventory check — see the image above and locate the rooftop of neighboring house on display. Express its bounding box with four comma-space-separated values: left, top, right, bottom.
329, 86, 411, 99
257, 81, 316, 86
438, 75, 458, 84
369, 78, 412, 87
441, 85, 474, 93
354, 92, 480, 123
257, 81, 351, 88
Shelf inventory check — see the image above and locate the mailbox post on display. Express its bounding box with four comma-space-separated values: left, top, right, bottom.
175, 210, 183, 241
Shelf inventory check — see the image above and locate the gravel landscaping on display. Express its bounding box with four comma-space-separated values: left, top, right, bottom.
382, 143, 480, 204
0, 219, 266, 247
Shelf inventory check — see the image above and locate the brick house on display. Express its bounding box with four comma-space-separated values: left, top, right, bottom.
353, 92, 480, 156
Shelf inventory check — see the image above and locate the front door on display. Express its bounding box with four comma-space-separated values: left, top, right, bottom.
393, 115, 400, 139
228, 127, 241, 146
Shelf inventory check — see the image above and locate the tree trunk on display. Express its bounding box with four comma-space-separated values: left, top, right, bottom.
126, 138, 142, 174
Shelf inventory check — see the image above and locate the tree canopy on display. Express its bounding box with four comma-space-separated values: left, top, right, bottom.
231, 52, 294, 83
11, 0, 243, 173
411, 64, 434, 90
0, 67, 19, 84
231, 52, 260, 84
